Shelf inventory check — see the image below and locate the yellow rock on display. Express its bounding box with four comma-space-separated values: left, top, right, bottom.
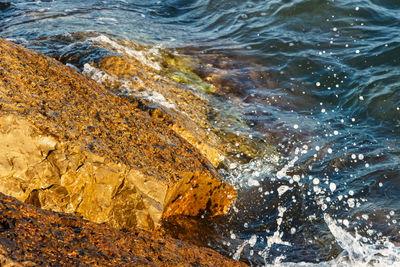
0, 38, 236, 230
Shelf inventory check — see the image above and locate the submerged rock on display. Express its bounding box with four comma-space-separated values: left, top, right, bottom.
0, 37, 236, 230
0, 192, 246, 266
84, 54, 229, 167
67, 36, 275, 167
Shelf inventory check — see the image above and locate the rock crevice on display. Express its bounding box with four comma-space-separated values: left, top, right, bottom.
0, 192, 246, 266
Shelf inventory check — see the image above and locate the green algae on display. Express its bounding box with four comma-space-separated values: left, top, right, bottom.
161, 53, 216, 94
170, 70, 216, 93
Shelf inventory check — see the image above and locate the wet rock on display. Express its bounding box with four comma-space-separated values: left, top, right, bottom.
0, 37, 236, 230
76, 39, 274, 167
89, 54, 229, 167
0, 192, 246, 266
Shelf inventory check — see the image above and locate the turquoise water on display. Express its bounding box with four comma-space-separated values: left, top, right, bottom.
1, 0, 400, 265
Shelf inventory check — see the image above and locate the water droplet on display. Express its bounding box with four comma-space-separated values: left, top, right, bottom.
294, 124, 299, 129
248, 178, 260, 187
355, 50, 360, 54
229, 163, 237, 169
277, 185, 291, 196
347, 198, 355, 208
329, 182, 336, 192
249, 235, 257, 247
358, 154, 364, 160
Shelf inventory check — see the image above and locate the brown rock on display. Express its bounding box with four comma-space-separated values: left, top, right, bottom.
88, 54, 228, 167
0, 37, 236, 230
77, 40, 274, 167
0, 192, 246, 266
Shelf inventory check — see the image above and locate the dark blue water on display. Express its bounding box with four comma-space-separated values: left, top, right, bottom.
1, 0, 399, 265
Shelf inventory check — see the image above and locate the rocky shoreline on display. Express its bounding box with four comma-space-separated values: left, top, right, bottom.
0, 192, 245, 266
0, 37, 244, 265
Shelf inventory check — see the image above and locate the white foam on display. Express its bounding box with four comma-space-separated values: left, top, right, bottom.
136, 90, 177, 110
88, 35, 162, 70
233, 233, 258, 261
82, 63, 177, 110
228, 145, 400, 266
96, 17, 118, 23
276, 156, 298, 179
264, 217, 400, 267
220, 153, 279, 188
323, 214, 400, 267
261, 206, 291, 263
83, 63, 116, 85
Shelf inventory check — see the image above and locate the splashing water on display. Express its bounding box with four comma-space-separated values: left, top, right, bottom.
1, 0, 400, 265
323, 214, 400, 267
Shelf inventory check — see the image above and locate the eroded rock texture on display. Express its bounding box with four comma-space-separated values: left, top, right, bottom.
0, 37, 236, 230
0, 193, 246, 266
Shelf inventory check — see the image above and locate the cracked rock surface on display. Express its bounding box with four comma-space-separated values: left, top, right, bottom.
0, 37, 236, 230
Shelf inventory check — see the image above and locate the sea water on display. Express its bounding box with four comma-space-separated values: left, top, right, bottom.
1, 0, 399, 265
